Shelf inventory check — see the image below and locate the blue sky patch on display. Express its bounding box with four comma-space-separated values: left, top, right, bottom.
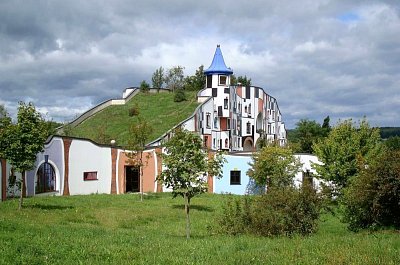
337, 12, 360, 22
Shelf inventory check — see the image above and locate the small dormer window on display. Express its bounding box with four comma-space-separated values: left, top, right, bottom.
219, 75, 227, 85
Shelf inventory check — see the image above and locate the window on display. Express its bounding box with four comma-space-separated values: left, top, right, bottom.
248, 104, 251, 115
204, 136, 208, 147
213, 138, 216, 148
246, 121, 251, 134
224, 97, 228, 109
227, 118, 231, 129
224, 87, 230, 94
212, 87, 218, 97
244, 106, 247, 113
219, 75, 227, 85
207, 75, 212, 88
230, 170, 241, 185
255, 87, 259, 98
206, 113, 211, 128
225, 138, 229, 148
214, 117, 218, 128
84, 172, 98, 181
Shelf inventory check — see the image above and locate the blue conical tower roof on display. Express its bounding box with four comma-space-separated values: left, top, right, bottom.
204, 45, 233, 75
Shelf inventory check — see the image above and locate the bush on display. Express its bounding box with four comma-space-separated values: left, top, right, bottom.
128, 105, 140, 117
218, 186, 322, 237
174, 89, 186, 102
342, 150, 400, 231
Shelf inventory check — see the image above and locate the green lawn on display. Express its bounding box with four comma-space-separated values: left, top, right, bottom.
70, 91, 200, 146
0, 193, 399, 264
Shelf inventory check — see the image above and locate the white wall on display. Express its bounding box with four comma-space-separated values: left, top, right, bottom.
294, 154, 323, 190
68, 140, 112, 195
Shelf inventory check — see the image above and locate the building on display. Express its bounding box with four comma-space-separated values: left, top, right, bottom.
149, 45, 287, 150
1, 45, 321, 200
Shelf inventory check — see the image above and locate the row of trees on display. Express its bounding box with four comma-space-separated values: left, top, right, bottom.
139, 65, 253, 93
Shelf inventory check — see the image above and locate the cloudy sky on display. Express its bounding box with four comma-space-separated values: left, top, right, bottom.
0, 0, 399, 128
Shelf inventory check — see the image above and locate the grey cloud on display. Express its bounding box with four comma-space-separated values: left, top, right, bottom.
0, 0, 399, 128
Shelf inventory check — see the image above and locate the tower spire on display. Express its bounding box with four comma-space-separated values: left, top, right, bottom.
204, 45, 233, 75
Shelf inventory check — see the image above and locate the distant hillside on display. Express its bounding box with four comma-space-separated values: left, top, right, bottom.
380, 127, 400, 139
68, 91, 200, 146
287, 127, 400, 142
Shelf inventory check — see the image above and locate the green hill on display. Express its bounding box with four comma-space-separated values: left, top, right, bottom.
68, 91, 200, 146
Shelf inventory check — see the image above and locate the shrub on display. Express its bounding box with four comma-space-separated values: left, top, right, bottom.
128, 106, 140, 117
218, 186, 322, 237
342, 150, 400, 231
174, 89, 186, 102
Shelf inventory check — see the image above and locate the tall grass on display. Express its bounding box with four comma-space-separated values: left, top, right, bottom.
0, 193, 399, 264
70, 91, 199, 146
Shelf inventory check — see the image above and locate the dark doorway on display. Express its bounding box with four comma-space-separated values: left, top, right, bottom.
125, 166, 139, 193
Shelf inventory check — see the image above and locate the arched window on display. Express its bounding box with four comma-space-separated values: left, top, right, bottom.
36, 162, 56, 193
225, 138, 229, 148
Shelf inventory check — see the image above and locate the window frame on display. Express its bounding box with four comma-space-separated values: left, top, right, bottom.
84, 171, 98, 181
230, 170, 241, 185
219, 75, 227, 86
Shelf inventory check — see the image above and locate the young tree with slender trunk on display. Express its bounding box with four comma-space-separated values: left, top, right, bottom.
126, 115, 153, 202
0, 102, 48, 209
157, 129, 225, 239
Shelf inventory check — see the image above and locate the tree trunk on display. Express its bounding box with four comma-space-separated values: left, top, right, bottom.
185, 194, 190, 239
18, 171, 25, 210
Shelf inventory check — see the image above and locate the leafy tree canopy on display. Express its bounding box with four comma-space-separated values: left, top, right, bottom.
312, 118, 382, 196
164, 66, 185, 92
247, 144, 301, 190
151, 66, 164, 91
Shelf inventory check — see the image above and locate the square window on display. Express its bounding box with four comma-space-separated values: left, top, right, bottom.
230, 170, 241, 185
219, 75, 227, 85
224, 87, 230, 93
84, 172, 98, 181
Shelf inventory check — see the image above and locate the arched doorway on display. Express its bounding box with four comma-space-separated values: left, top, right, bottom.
36, 162, 56, 194
243, 137, 254, 152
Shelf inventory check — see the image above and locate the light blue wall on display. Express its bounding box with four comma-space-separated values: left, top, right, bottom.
214, 154, 253, 195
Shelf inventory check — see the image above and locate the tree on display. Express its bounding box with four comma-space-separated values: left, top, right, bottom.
237, 75, 252, 86
292, 119, 324, 153
126, 116, 153, 202
184, 65, 205, 91
343, 149, 400, 230
247, 144, 301, 191
164, 66, 185, 92
312, 118, 382, 197
321, 115, 331, 137
0, 102, 48, 209
151, 66, 164, 92
157, 129, 225, 239
139, 80, 150, 93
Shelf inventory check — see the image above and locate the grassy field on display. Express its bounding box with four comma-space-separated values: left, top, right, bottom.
70, 91, 200, 146
0, 193, 399, 264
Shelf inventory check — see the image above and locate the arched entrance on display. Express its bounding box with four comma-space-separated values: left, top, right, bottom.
36, 162, 56, 194
243, 137, 254, 152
